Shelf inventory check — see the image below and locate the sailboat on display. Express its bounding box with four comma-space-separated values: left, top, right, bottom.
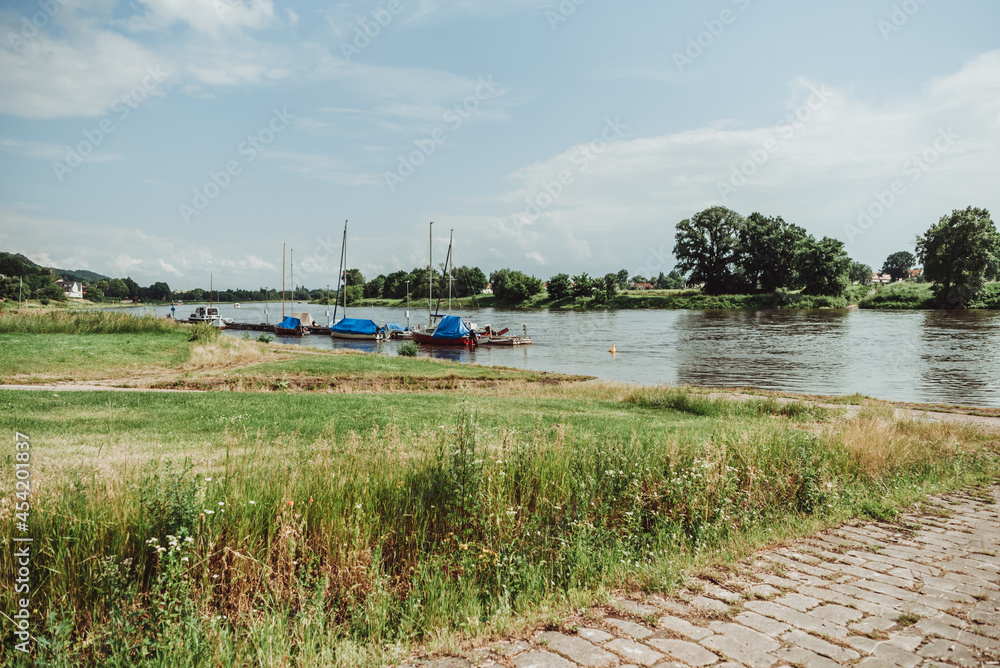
330, 220, 385, 341
411, 224, 477, 347
275, 244, 310, 336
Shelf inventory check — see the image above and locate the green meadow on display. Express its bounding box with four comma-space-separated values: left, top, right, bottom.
1, 310, 998, 666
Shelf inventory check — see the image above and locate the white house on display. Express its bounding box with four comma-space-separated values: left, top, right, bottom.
56, 280, 84, 299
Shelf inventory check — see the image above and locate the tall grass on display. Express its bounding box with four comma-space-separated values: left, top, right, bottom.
2, 397, 996, 666
858, 282, 935, 309
0, 310, 181, 334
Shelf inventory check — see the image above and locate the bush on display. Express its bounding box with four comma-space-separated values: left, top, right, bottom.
398, 341, 418, 357
858, 283, 935, 310
187, 323, 220, 343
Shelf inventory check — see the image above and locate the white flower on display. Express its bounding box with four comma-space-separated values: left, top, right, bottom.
185, 537, 194, 543
249, 500, 256, 505
205, 477, 212, 482
218, 501, 225, 506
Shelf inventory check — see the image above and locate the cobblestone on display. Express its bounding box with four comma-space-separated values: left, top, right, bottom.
406, 485, 1000, 667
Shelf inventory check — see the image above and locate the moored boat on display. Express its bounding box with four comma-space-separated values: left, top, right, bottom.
411, 314, 477, 346
331, 317, 385, 340
274, 316, 309, 336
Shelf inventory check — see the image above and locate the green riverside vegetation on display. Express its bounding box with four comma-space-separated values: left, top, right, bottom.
1, 310, 999, 666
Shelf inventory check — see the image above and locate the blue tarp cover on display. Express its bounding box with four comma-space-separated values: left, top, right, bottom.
432, 315, 470, 339
331, 318, 380, 335
277, 316, 301, 329
384, 322, 407, 332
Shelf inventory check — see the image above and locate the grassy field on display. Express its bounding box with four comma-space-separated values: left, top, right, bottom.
0, 311, 575, 390
2, 311, 999, 666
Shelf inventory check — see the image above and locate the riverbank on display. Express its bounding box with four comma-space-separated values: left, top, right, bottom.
345, 282, 998, 311
3, 311, 1000, 666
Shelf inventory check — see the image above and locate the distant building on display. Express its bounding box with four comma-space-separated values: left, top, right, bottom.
908, 268, 924, 279
871, 273, 893, 285
634, 282, 654, 291
56, 280, 84, 299
481, 283, 493, 294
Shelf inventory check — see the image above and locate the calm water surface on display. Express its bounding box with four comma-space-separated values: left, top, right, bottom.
149, 302, 1000, 407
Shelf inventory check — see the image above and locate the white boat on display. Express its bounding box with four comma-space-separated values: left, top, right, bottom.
188, 306, 233, 327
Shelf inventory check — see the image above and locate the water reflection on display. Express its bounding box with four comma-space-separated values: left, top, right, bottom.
131, 302, 1000, 407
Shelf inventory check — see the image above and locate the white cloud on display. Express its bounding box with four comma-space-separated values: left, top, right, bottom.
157, 259, 182, 276
458, 51, 1000, 271
125, 0, 278, 37
1, 138, 122, 163
0, 18, 167, 119
115, 254, 144, 275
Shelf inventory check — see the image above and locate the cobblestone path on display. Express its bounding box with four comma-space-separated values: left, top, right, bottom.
403, 486, 1000, 668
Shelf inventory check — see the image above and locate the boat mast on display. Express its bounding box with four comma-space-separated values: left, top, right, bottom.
433, 228, 453, 318
290, 249, 294, 304
428, 221, 433, 327
282, 243, 285, 318
332, 221, 347, 324
342, 221, 348, 317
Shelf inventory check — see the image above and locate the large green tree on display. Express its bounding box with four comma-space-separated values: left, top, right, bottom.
739, 213, 808, 292
673, 206, 745, 295
546, 273, 572, 300
797, 236, 851, 297
571, 273, 595, 299
881, 251, 916, 282
917, 207, 1000, 308
450, 266, 488, 297
490, 269, 542, 305
849, 261, 873, 285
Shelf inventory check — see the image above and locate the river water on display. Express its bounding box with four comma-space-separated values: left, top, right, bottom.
149, 302, 1000, 408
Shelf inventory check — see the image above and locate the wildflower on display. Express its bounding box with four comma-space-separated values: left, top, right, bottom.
249, 500, 256, 505
205, 510, 215, 515
185, 537, 194, 543
181, 557, 189, 563
218, 501, 225, 506
287, 500, 294, 507
213, 574, 219, 579
205, 477, 212, 482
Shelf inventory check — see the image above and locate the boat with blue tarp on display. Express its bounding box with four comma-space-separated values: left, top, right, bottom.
274, 316, 309, 337
330, 317, 385, 340
412, 314, 477, 347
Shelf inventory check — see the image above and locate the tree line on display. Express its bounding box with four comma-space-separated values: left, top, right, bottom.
671, 205, 999, 308
4, 205, 996, 310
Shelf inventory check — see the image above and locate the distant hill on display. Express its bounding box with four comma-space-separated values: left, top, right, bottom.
0, 250, 107, 283
54, 267, 108, 283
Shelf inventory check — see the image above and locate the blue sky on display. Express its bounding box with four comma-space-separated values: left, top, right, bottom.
1, 0, 998, 289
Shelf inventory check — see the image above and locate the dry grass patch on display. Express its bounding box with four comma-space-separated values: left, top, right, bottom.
185, 337, 270, 370
825, 405, 990, 479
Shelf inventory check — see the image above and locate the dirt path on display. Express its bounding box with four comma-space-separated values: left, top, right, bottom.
706, 391, 1000, 432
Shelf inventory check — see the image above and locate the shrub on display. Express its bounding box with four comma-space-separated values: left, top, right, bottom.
187, 323, 220, 343
398, 341, 419, 357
